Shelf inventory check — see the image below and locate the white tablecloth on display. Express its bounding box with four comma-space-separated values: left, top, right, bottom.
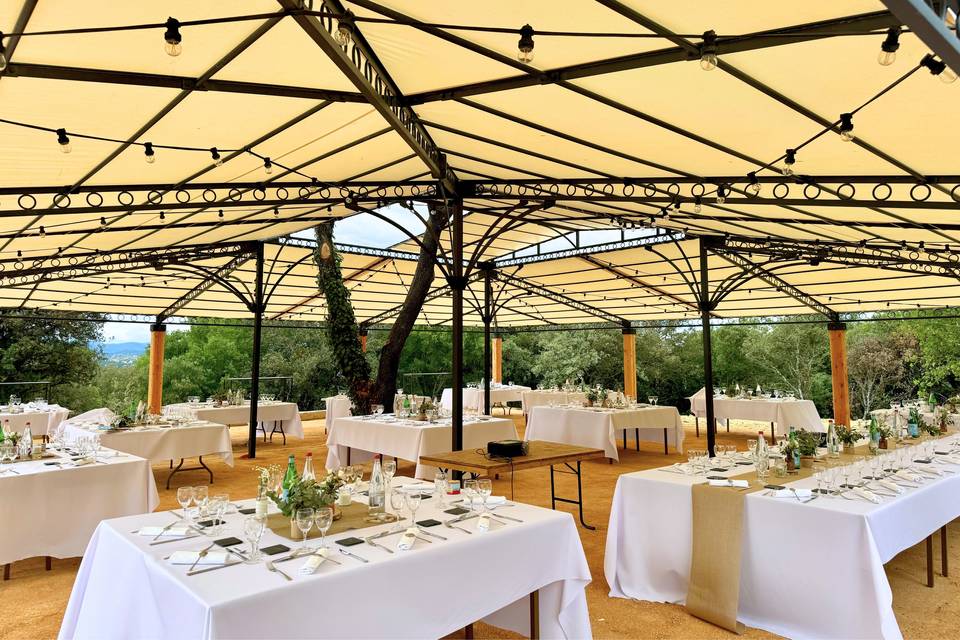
167, 402, 303, 439
441, 386, 531, 413
0, 404, 70, 436
62, 419, 234, 466
872, 407, 960, 429
1, 448, 159, 566
525, 406, 684, 460
689, 391, 823, 434
604, 436, 960, 639
326, 416, 518, 479
324, 395, 352, 431
60, 483, 592, 640
521, 391, 588, 413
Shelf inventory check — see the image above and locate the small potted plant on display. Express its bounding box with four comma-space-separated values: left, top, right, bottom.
268, 472, 344, 537
585, 387, 603, 407
796, 429, 820, 466
836, 424, 863, 453
876, 424, 895, 449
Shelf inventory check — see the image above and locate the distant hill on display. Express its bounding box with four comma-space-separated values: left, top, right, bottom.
94, 342, 148, 365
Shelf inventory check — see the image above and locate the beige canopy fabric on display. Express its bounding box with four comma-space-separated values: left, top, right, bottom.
0, 1, 957, 326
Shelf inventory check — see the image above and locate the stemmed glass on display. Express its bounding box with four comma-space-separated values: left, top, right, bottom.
193, 486, 209, 519
243, 516, 266, 564
295, 507, 315, 550
463, 479, 479, 510
434, 470, 448, 507
383, 458, 397, 489
373, 404, 384, 416
389, 487, 406, 528
176, 487, 194, 519
315, 507, 333, 549
477, 478, 492, 514
404, 490, 422, 526
207, 496, 227, 535
648, 396, 659, 406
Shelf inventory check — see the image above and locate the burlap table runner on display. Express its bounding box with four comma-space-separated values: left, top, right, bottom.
266, 503, 399, 541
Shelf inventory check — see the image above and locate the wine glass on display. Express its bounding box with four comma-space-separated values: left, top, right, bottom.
295, 507, 315, 550
463, 479, 479, 510
243, 516, 266, 564
373, 404, 384, 416
193, 486, 209, 519
389, 487, 406, 528
176, 486, 194, 519
404, 490, 422, 526
477, 478, 492, 513
649, 395, 659, 406
207, 496, 227, 535
434, 470, 448, 507
383, 458, 397, 488
315, 507, 333, 549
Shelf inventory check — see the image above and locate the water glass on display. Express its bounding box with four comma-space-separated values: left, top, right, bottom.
404, 489, 422, 524
315, 507, 333, 549
295, 507, 315, 548
434, 470, 449, 507
463, 479, 479, 510
193, 486, 209, 518
477, 478, 492, 513
243, 516, 266, 563
176, 486, 194, 519
390, 487, 406, 525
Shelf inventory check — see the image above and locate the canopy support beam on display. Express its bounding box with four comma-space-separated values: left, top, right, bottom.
495, 272, 630, 327
147, 322, 166, 415
450, 197, 465, 461
156, 253, 251, 322
829, 321, 852, 427
698, 237, 717, 457
883, 0, 960, 77
623, 328, 637, 401
247, 242, 265, 459
482, 264, 494, 415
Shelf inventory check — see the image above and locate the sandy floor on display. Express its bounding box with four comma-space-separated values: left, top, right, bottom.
2, 414, 957, 640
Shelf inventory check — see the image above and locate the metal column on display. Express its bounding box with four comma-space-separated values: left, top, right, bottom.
247, 241, 265, 459
451, 198, 465, 452
698, 237, 717, 457
482, 265, 493, 416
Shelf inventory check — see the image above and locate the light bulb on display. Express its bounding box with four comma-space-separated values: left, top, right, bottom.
878, 27, 900, 67
716, 185, 727, 204
838, 113, 854, 142
518, 47, 535, 64
877, 49, 896, 66
747, 183, 760, 196
941, 67, 958, 84
335, 10, 354, 47
782, 165, 793, 176
782, 149, 796, 176
264, 158, 273, 175
0, 51, 7, 72
694, 197, 702, 213
700, 53, 718, 71
144, 142, 155, 164
56, 128, 72, 154
164, 17, 182, 57
841, 130, 855, 142
518, 24, 535, 64
699, 30, 718, 71
211, 147, 222, 166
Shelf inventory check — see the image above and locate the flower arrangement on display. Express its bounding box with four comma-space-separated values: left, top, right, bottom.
267, 472, 344, 518
919, 416, 942, 437
585, 386, 606, 406
796, 429, 820, 456
835, 424, 864, 448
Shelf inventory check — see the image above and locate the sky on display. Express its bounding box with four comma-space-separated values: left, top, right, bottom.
100, 204, 648, 342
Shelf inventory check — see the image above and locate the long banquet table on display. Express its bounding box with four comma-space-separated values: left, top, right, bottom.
326, 415, 518, 479
689, 392, 823, 436
1, 447, 158, 568
605, 437, 960, 639
1, 404, 70, 436
62, 418, 234, 467
167, 402, 304, 440
524, 405, 684, 460
520, 390, 588, 414
440, 385, 531, 413
60, 477, 592, 640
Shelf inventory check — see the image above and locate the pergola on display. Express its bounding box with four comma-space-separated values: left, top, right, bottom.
2, 0, 960, 457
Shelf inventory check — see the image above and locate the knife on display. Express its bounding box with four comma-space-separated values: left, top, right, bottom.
186, 560, 243, 576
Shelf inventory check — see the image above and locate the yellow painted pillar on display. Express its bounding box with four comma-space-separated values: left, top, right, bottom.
492, 335, 503, 383
829, 321, 851, 426
147, 323, 166, 415
623, 329, 637, 400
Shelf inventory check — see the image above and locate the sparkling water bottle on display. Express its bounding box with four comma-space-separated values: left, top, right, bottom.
368, 455, 386, 518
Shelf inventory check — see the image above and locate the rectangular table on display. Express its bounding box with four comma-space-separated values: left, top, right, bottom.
168, 402, 304, 442
524, 405, 684, 461
441, 385, 531, 414
689, 393, 823, 438
0, 404, 70, 436
520, 390, 587, 414
1, 447, 158, 573
326, 415, 518, 480
59, 484, 592, 640
420, 440, 606, 530
62, 417, 233, 488
604, 435, 960, 639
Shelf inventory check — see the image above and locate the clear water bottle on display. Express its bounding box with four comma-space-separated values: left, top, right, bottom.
826, 420, 840, 458
301, 452, 316, 482
754, 431, 769, 479
368, 455, 386, 519
19, 424, 33, 459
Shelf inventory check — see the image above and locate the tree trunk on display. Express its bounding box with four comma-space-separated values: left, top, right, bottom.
374, 203, 449, 406
313, 222, 374, 415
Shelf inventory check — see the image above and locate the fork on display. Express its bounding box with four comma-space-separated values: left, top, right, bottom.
188, 543, 217, 572
365, 537, 394, 554
265, 560, 293, 581
443, 520, 472, 534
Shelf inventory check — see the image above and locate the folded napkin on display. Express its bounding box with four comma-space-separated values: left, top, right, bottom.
876, 480, 904, 494
71, 457, 95, 467
138, 525, 191, 537
299, 548, 329, 575
769, 488, 813, 499
708, 479, 749, 488
853, 487, 881, 503
397, 527, 419, 550
464, 495, 507, 505
169, 550, 229, 566
895, 469, 921, 482
476, 514, 491, 532
913, 465, 942, 476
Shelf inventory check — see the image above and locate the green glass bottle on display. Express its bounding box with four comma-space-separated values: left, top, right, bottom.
281, 454, 297, 501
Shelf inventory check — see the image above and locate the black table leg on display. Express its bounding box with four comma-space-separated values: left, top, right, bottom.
549, 461, 595, 530
622, 430, 627, 450
346, 446, 351, 466
166, 456, 215, 489
635, 428, 640, 451
663, 428, 668, 454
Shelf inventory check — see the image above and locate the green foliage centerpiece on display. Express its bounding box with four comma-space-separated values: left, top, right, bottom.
268, 472, 344, 536
835, 424, 864, 452
585, 386, 606, 407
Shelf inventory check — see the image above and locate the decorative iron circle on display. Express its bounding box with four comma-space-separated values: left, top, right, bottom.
837, 183, 856, 200
548, 183, 560, 196
298, 187, 311, 199
376, 186, 387, 198
910, 183, 931, 202
952, 184, 960, 202
411, 185, 421, 196
802, 184, 821, 200
566, 184, 577, 196
909, 250, 920, 260
54, 194, 71, 208
227, 188, 242, 202
393, 186, 404, 197
318, 187, 330, 199
253, 187, 266, 201
772, 183, 790, 199
643, 184, 656, 198
623, 183, 635, 197
601, 183, 615, 196
517, 184, 528, 196
276, 187, 289, 201
357, 186, 369, 198
691, 182, 706, 197
872, 183, 892, 201
667, 183, 680, 196
146, 190, 163, 205
18, 194, 37, 210
202, 189, 217, 203
118, 191, 134, 206
175, 189, 190, 204
923, 263, 932, 272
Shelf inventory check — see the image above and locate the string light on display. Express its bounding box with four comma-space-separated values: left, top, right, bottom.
144, 142, 156, 163
0, 32, 7, 72
878, 27, 900, 66
716, 184, 728, 204
746, 172, 761, 196
699, 30, 718, 70
518, 24, 535, 63
163, 17, 182, 57
210, 147, 222, 166
782, 148, 796, 176
56, 128, 72, 154
264, 157, 273, 175
838, 113, 854, 142
335, 10, 355, 47
694, 196, 702, 213
921, 53, 958, 83
218, 209, 224, 218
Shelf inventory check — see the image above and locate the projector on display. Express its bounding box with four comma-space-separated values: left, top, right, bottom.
487, 439, 528, 458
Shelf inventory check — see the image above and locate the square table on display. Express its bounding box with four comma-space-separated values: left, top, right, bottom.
326, 415, 518, 479
62, 417, 234, 488
524, 405, 684, 461
604, 436, 960, 639
167, 402, 304, 443
59, 479, 592, 640
1, 447, 158, 574
420, 440, 605, 530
